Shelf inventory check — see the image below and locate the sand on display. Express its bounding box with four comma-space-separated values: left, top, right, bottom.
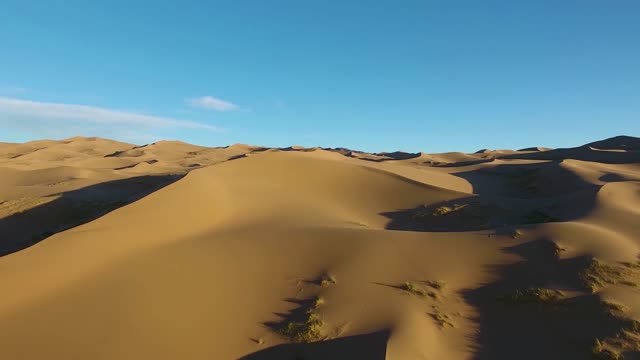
0, 135, 638, 359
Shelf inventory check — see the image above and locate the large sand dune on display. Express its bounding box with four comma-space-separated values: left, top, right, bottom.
0, 136, 639, 359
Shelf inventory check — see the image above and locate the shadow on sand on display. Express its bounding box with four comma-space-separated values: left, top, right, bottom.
239, 330, 389, 360
382, 161, 600, 232
0, 174, 182, 256
462, 239, 640, 359
499, 145, 640, 164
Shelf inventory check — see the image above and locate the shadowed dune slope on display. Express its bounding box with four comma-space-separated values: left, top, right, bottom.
0, 137, 261, 255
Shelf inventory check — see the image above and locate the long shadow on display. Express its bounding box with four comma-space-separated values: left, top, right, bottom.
263, 297, 318, 336
463, 239, 640, 359
0, 174, 182, 256
431, 157, 495, 167
383, 161, 600, 232
239, 330, 389, 360
498, 145, 640, 164
278, 146, 424, 163
368, 151, 422, 162
451, 161, 599, 198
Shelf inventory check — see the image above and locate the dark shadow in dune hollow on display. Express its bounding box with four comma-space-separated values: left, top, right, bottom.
239, 330, 389, 360
498, 145, 640, 164
382, 161, 601, 232
0, 174, 182, 256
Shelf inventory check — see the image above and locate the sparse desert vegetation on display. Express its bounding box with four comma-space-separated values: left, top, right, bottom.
590, 338, 623, 360
621, 261, 640, 269
403, 281, 427, 296
431, 204, 468, 216
425, 280, 446, 290
580, 258, 634, 293
279, 311, 324, 343
430, 310, 454, 328
506, 287, 564, 304
319, 274, 337, 288
412, 203, 471, 219
313, 296, 325, 308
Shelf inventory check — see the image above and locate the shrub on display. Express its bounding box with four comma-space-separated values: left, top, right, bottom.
313, 296, 325, 308
320, 274, 337, 287
425, 280, 446, 290
404, 281, 426, 296
279, 311, 324, 343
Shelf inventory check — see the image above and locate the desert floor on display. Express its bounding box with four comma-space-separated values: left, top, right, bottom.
1, 135, 639, 359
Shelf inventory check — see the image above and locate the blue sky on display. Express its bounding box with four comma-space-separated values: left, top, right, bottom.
0, 0, 638, 153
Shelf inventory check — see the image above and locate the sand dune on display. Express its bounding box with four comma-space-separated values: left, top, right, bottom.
0, 135, 638, 359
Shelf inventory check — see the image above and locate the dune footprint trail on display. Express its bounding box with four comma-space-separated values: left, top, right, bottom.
0, 136, 638, 359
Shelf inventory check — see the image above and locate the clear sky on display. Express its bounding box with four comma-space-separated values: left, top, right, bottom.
0, 1, 638, 153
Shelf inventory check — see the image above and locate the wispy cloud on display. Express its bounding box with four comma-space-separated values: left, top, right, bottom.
0, 97, 222, 144
0, 86, 27, 95
189, 96, 238, 111
0, 97, 220, 131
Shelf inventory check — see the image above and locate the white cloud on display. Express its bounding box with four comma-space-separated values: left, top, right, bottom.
189, 96, 238, 111
0, 97, 220, 131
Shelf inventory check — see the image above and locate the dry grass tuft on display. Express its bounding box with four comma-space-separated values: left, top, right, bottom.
506, 287, 564, 304
580, 258, 630, 293
403, 281, 427, 296
425, 280, 446, 290
313, 296, 325, 308
279, 311, 324, 343
431, 204, 468, 216
320, 274, 337, 288
430, 310, 454, 328
590, 337, 623, 360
